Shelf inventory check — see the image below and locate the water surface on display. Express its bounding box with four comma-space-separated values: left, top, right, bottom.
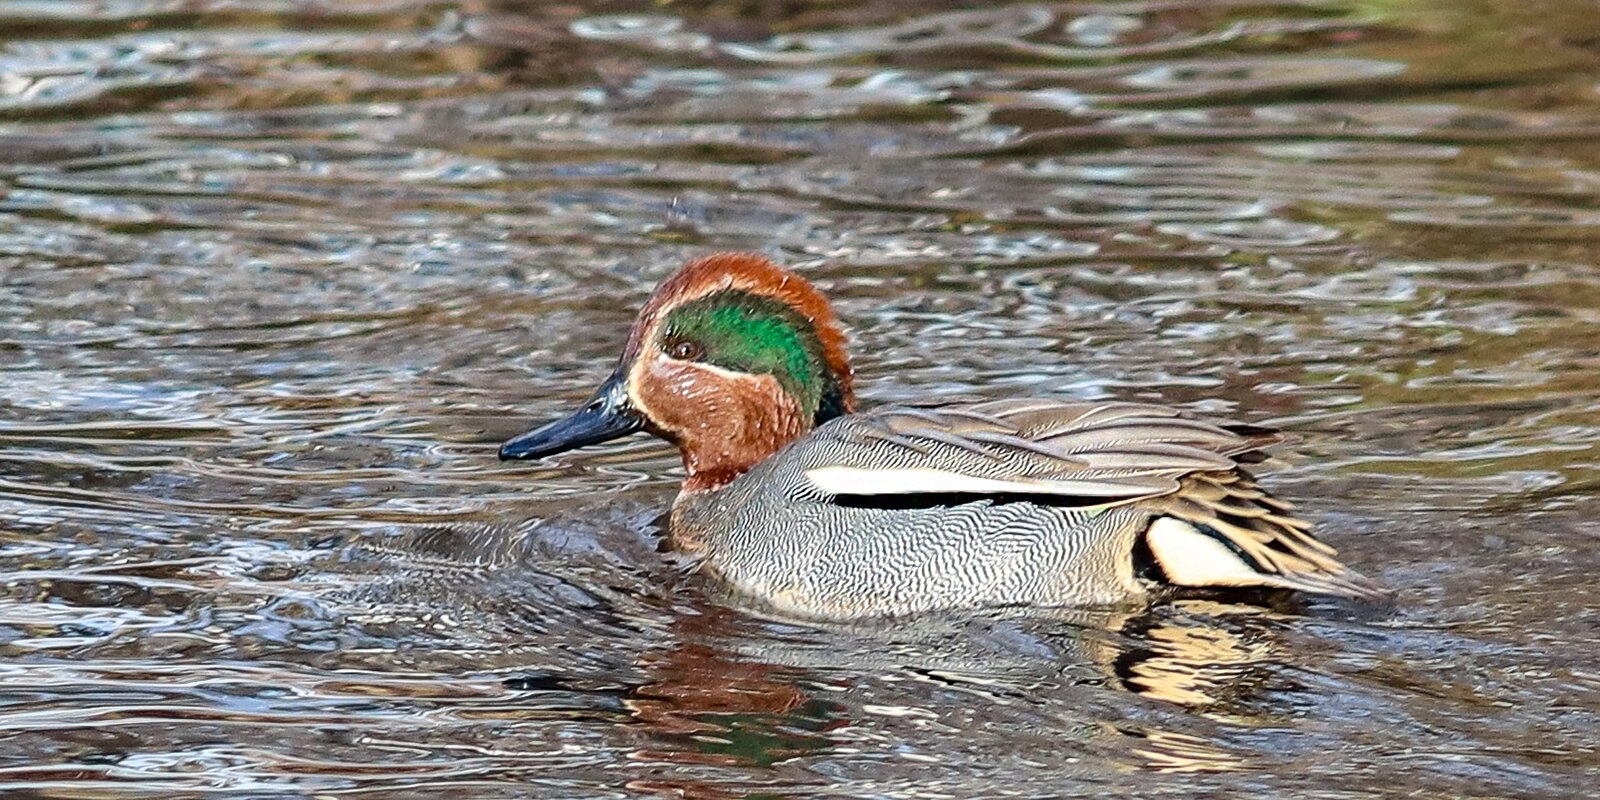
2, 1, 1599, 796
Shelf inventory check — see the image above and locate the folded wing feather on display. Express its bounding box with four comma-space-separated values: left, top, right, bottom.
806, 400, 1256, 502
803, 399, 1385, 600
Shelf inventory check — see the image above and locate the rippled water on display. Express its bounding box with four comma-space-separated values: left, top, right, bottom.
3, 0, 1599, 796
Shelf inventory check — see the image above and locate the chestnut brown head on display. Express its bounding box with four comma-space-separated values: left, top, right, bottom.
499, 253, 855, 493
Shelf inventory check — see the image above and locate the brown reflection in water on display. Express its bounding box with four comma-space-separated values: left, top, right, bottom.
624, 607, 842, 797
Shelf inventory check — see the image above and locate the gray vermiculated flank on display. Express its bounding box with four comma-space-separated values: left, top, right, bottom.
672, 399, 1378, 619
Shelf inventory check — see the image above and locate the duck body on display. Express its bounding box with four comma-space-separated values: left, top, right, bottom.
673, 405, 1151, 617
673, 399, 1372, 618
499, 253, 1381, 619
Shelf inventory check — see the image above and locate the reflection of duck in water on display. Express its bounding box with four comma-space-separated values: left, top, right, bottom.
618, 600, 1286, 782
342, 523, 1283, 781
500, 253, 1383, 618
698, 600, 1290, 711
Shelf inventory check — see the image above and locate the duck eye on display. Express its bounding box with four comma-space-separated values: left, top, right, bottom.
667, 339, 703, 362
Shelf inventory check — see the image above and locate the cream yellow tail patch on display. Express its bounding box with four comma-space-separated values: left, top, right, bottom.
1145, 517, 1297, 590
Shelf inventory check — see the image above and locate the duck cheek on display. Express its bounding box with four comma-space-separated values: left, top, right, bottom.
635, 360, 730, 439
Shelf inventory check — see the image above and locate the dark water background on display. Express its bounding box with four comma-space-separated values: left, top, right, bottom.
2, 1, 1599, 796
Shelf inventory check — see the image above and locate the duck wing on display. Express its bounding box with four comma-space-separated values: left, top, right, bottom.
806, 400, 1255, 499
803, 399, 1384, 600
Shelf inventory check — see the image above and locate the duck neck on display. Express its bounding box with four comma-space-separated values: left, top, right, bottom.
674, 386, 812, 495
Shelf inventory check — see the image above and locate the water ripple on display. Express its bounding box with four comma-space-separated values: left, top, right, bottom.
2, 0, 1599, 797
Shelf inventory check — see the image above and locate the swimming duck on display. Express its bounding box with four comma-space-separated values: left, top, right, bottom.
499, 253, 1382, 618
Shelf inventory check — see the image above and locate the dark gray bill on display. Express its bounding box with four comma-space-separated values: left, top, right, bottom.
498, 370, 643, 460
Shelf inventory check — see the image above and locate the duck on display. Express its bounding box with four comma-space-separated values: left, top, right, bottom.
498, 252, 1383, 619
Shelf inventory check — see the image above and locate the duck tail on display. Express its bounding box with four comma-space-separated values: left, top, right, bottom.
1142, 472, 1388, 602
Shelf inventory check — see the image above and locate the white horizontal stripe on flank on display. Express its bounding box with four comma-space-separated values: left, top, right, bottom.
803, 466, 1147, 498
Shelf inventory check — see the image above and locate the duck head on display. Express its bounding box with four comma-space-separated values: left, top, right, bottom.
499, 253, 856, 493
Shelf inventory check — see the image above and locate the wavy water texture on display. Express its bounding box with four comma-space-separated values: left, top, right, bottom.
1, 0, 1599, 797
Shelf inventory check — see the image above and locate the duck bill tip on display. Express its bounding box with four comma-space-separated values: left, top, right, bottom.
498, 373, 642, 461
